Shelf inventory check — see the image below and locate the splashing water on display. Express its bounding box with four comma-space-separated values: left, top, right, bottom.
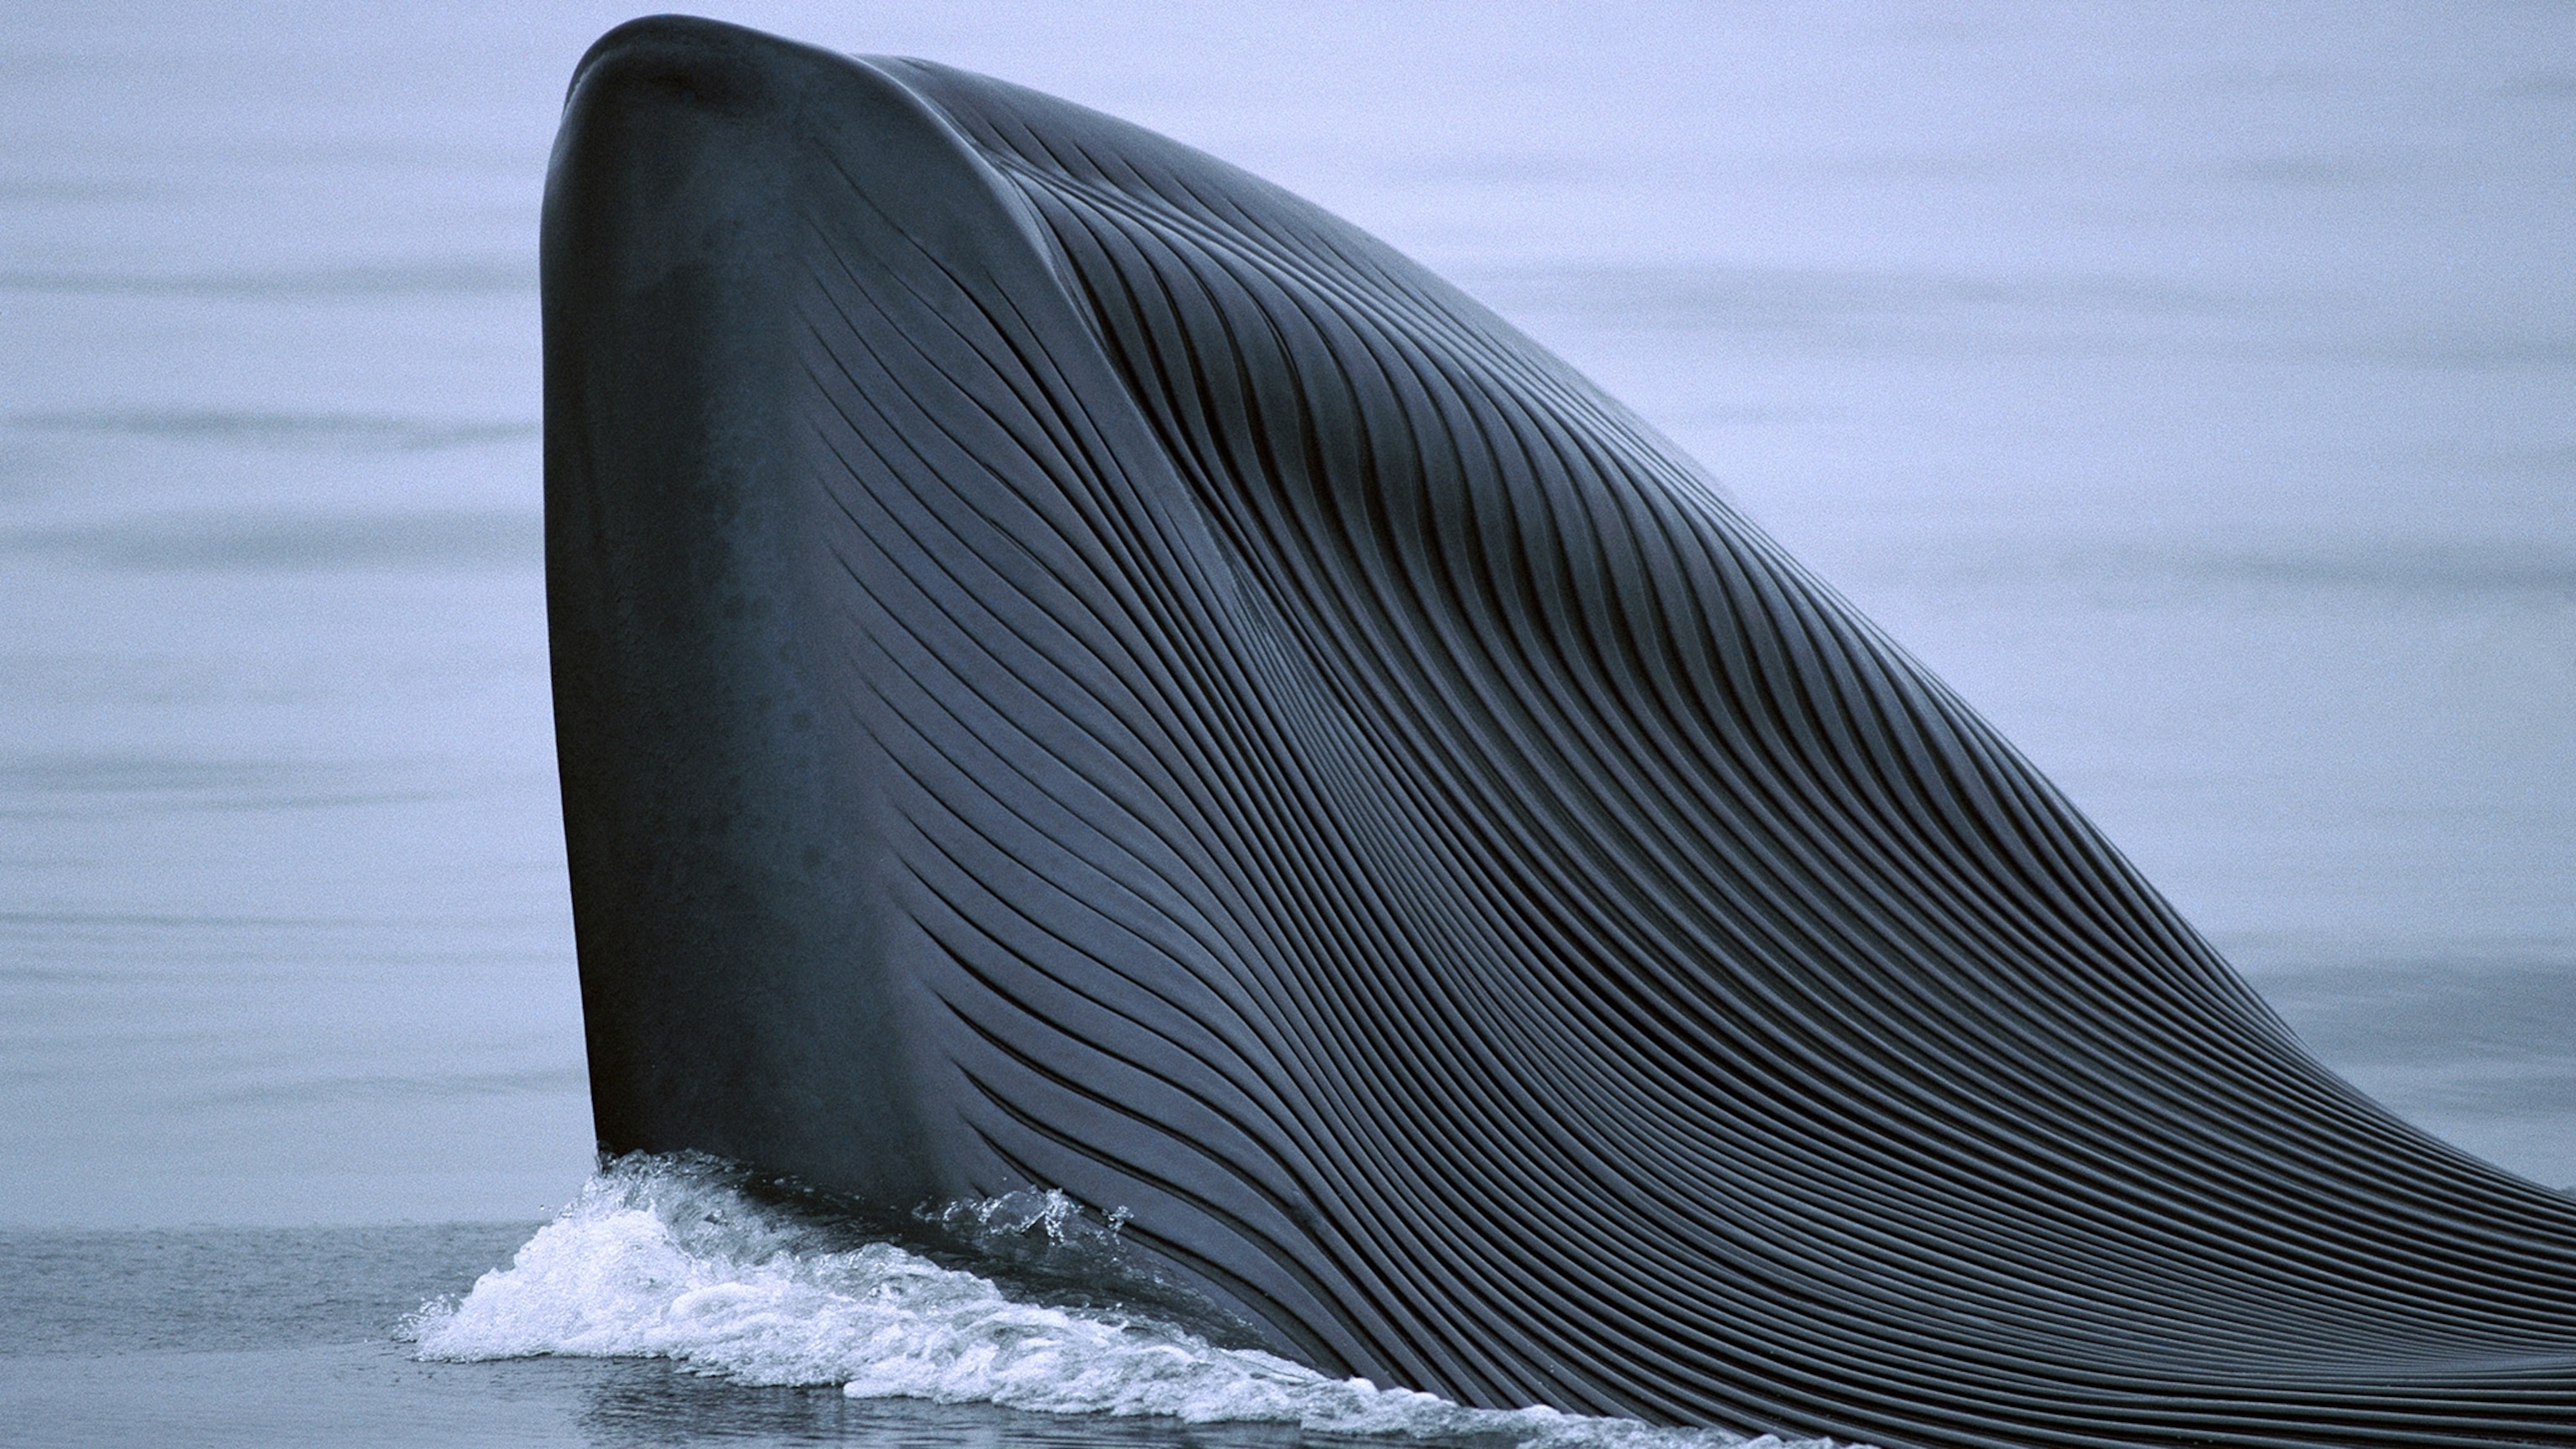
408, 1158, 1858, 1449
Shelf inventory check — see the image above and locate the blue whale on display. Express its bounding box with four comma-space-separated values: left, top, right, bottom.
543, 17, 2576, 1447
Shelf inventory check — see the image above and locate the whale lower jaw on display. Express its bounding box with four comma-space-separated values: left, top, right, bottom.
543, 17, 2576, 1446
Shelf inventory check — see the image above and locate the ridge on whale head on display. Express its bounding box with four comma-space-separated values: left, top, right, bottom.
544, 16, 2576, 1448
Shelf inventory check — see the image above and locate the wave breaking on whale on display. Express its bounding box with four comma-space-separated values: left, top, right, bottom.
412, 1158, 1849, 1449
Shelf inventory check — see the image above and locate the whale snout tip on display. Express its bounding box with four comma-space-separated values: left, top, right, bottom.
565, 13, 805, 115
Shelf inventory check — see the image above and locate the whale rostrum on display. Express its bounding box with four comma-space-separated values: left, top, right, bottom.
544, 18, 2576, 1447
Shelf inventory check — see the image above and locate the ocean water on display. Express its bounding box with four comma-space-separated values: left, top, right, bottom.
2, 1, 2569, 1444
2, 1156, 1835, 1448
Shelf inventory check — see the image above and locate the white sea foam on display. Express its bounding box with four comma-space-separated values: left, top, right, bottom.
410, 1157, 1857, 1449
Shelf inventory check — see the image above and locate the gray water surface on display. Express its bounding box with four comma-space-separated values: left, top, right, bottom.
3, 0, 2571, 1438
0, 1223, 1341, 1449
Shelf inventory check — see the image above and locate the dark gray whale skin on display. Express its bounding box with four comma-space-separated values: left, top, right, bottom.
544, 17, 2576, 1447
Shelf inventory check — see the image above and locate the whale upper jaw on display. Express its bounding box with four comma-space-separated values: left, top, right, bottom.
545, 17, 984, 1213
548, 13, 1341, 1366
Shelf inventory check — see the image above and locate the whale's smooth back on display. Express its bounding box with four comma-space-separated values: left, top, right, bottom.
543, 17, 2576, 1447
